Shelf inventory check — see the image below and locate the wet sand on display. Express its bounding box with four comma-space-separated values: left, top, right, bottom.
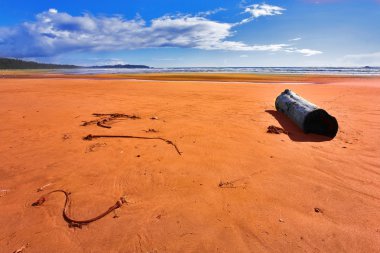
0, 74, 379, 252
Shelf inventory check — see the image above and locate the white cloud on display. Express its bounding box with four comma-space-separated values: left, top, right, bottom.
245, 4, 285, 18
197, 7, 226, 17
240, 54, 249, 58
292, 49, 322, 56
48, 8, 58, 14
204, 41, 289, 52
0, 9, 321, 58
289, 37, 302, 41
239, 3, 285, 24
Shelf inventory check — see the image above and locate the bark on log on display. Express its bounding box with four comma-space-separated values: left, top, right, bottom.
275, 89, 338, 138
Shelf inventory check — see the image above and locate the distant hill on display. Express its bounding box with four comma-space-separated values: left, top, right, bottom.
0, 58, 79, 69
0, 58, 150, 69
91, 64, 150, 69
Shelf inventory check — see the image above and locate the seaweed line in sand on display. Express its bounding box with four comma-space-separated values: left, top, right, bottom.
83, 134, 182, 155
81, 113, 140, 129
32, 190, 127, 228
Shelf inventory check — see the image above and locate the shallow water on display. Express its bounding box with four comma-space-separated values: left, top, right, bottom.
53, 66, 380, 76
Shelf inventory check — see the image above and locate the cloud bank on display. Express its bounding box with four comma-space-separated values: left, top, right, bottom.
0, 6, 322, 58
343, 52, 380, 65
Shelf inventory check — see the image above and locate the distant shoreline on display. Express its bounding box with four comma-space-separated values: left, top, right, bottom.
3, 66, 379, 76
0, 57, 150, 70
1, 71, 378, 85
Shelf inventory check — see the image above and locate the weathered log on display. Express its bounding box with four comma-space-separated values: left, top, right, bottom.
275, 89, 338, 138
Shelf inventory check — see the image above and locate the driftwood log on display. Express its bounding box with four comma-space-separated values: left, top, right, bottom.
275, 89, 338, 138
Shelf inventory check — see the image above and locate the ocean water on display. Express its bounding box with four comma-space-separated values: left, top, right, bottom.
55, 67, 380, 76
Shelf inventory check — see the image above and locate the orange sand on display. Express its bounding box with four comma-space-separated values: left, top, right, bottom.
0, 75, 379, 252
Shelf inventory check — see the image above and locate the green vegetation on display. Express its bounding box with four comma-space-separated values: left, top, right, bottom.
0, 58, 150, 69
0, 58, 79, 69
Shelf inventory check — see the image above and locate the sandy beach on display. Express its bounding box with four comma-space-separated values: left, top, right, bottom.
0, 74, 379, 252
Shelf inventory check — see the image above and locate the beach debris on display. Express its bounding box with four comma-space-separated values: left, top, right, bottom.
218, 180, 248, 189
83, 134, 182, 155
62, 133, 71, 140
113, 210, 120, 218
218, 171, 262, 189
218, 181, 236, 188
92, 113, 140, 119
180, 232, 194, 237
144, 128, 159, 133
278, 219, 285, 223
81, 113, 140, 129
86, 142, 107, 153
150, 116, 159, 120
37, 183, 53, 192
314, 207, 323, 213
13, 243, 29, 253
275, 89, 338, 138
267, 125, 288, 135
32, 189, 127, 228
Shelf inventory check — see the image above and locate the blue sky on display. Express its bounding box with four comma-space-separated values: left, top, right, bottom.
0, 0, 380, 67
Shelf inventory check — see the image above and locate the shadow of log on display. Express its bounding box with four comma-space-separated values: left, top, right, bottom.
265, 110, 334, 142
